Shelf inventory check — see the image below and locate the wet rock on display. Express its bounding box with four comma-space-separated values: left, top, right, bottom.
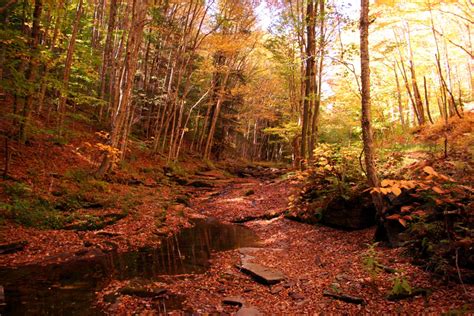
236, 262, 286, 285
236, 306, 261, 316
321, 191, 376, 230
222, 296, 246, 307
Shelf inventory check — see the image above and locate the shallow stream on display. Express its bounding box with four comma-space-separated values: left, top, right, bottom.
0, 218, 259, 315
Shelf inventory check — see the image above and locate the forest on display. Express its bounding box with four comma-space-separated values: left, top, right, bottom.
0, 0, 472, 314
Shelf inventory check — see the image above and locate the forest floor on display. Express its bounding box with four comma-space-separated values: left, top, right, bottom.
0, 116, 473, 314
96, 173, 473, 315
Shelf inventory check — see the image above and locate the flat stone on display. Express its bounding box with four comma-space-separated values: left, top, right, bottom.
236, 262, 286, 285
222, 296, 246, 307
236, 306, 261, 316
238, 247, 261, 255
289, 291, 305, 301
270, 285, 283, 294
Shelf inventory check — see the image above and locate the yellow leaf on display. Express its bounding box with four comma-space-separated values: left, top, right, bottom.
381, 179, 391, 187
392, 186, 402, 196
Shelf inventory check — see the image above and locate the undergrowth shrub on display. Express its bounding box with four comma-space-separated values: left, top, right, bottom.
288, 143, 364, 214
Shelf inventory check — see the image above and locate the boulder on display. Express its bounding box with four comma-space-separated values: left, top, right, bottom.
321, 192, 376, 230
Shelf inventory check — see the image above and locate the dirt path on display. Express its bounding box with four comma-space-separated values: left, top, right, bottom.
169, 176, 473, 314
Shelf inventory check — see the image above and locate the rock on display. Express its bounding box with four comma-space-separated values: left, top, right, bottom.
222, 296, 246, 307
236, 262, 286, 285
323, 290, 366, 305
321, 191, 376, 230
236, 306, 261, 316
288, 291, 305, 300
238, 248, 261, 256
0, 241, 28, 254
270, 285, 283, 294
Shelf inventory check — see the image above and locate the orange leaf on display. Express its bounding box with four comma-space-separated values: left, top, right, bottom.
386, 214, 400, 220
432, 186, 445, 194
412, 210, 427, 217
400, 206, 413, 213
381, 179, 392, 187
398, 218, 407, 227
423, 166, 436, 175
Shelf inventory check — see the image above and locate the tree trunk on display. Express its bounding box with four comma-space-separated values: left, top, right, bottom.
360, 0, 384, 217
99, 0, 118, 120
301, 0, 316, 168
57, 0, 83, 136
393, 64, 405, 127
18, 0, 42, 144
97, 0, 148, 177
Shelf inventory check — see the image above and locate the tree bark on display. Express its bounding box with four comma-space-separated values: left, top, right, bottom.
360, 0, 384, 217
301, 0, 316, 169
57, 0, 83, 136
18, 0, 42, 144
97, 0, 148, 177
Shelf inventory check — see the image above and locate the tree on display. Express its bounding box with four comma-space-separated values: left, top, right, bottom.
97, 0, 148, 177
360, 0, 384, 217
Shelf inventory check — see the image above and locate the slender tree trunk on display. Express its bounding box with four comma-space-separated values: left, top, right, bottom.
57, 0, 83, 136
310, 0, 325, 157
393, 64, 405, 127
204, 69, 231, 160
97, 0, 148, 177
360, 0, 384, 217
301, 0, 315, 168
99, 0, 118, 120
18, 0, 42, 144
423, 76, 434, 124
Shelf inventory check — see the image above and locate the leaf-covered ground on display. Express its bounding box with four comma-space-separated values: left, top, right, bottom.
97, 176, 473, 314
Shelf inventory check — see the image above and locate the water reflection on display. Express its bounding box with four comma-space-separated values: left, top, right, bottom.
0, 218, 258, 315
